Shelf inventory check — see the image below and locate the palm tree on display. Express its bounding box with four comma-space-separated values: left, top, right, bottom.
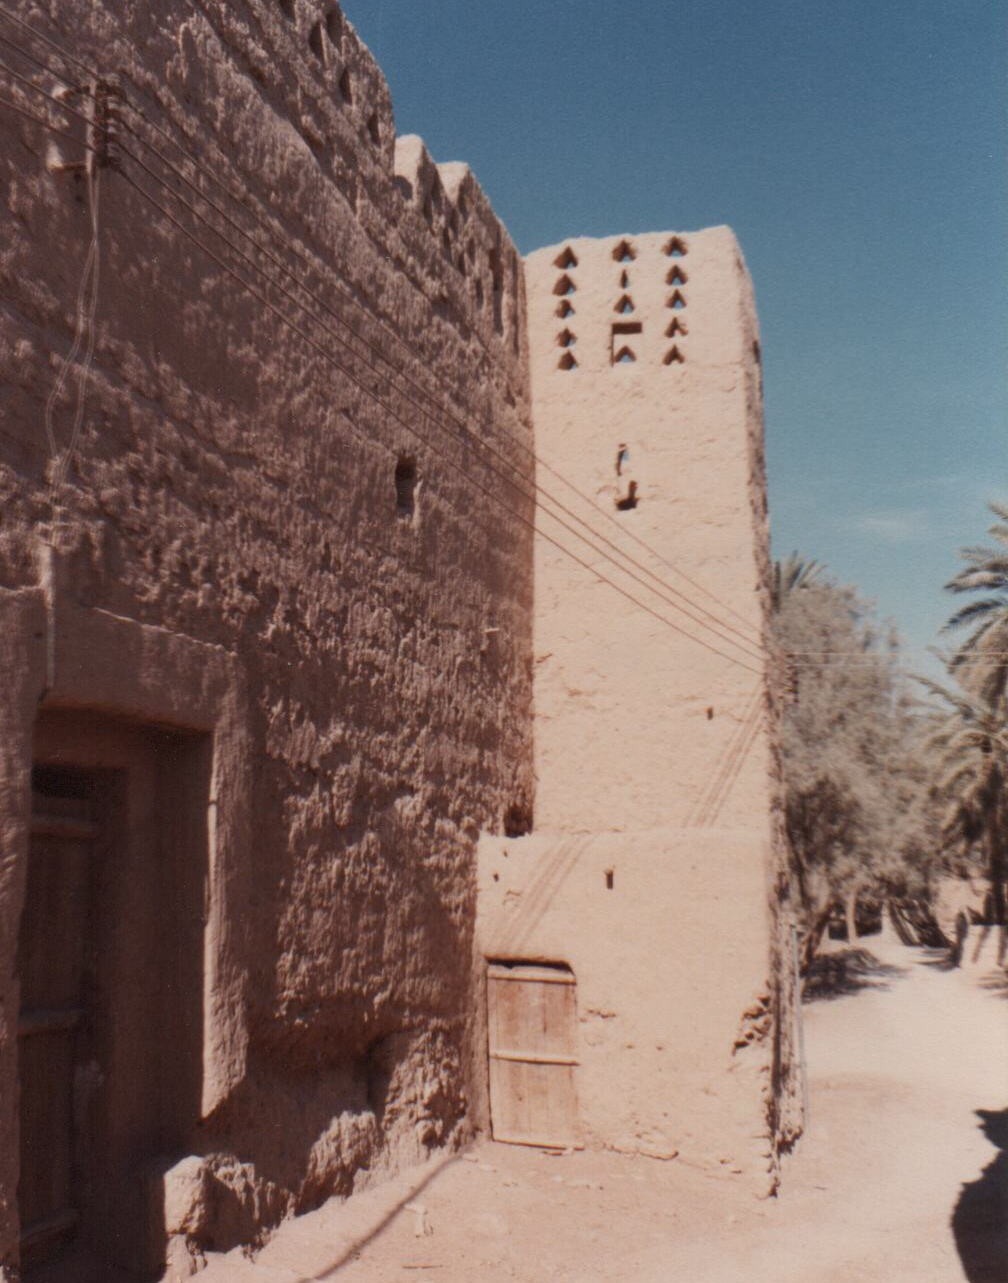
770, 553, 823, 613
922, 678, 1008, 926
943, 501, 1008, 706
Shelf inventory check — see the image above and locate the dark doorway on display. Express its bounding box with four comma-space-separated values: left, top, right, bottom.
19, 712, 210, 1280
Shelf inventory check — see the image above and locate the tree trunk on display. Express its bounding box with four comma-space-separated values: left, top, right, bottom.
988, 785, 1005, 926
845, 890, 859, 943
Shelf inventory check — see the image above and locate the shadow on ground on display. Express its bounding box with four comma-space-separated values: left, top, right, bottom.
802, 947, 907, 1003
952, 1108, 1008, 1283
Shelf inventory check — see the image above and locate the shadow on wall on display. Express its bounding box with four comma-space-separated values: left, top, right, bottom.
952, 1108, 1008, 1283
802, 948, 907, 1004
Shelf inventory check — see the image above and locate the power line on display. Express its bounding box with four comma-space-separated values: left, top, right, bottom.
0, 32, 767, 672
116, 163, 764, 674
0, 10, 763, 647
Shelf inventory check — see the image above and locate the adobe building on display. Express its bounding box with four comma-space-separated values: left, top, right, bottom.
475, 230, 800, 1182
0, 2, 798, 1278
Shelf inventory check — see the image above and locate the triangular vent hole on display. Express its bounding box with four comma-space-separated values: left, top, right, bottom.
614, 347, 636, 364
665, 318, 687, 337
612, 239, 637, 262
556, 299, 575, 318
558, 351, 578, 370
667, 290, 687, 310
553, 274, 576, 296
557, 328, 576, 348
663, 346, 685, 365
554, 246, 579, 270
615, 295, 635, 315
666, 265, 687, 285
664, 237, 687, 257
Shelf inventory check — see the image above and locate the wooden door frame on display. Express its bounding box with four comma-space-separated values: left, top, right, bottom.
0, 542, 252, 1276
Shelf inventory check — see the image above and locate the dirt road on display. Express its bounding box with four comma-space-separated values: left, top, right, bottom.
201, 929, 1007, 1282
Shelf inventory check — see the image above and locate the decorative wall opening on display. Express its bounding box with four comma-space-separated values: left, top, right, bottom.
553, 246, 578, 270
666, 265, 687, 285
663, 345, 685, 365
557, 328, 576, 348
616, 480, 639, 510
611, 321, 642, 364
555, 299, 574, 318
395, 456, 417, 517
665, 318, 687, 337
619, 269, 630, 289
615, 295, 635, 315
664, 236, 687, 256
614, 347, 636, 364
667, 290, 687, 310
612, 239, 636, 262
558, 351, 577, 371
308, 21, 326, 64
553, 274, 576, 297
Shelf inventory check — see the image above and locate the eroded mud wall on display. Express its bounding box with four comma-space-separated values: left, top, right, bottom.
0, 0, 533, 1261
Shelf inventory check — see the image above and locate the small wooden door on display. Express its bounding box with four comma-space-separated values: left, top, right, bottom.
486, 962, 580, 1149
17, 785, 98, 1269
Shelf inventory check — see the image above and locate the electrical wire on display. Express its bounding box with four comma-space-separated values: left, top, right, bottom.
0, 9, 764, 646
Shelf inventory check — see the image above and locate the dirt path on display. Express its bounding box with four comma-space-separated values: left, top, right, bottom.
201, 931, 1007, 1282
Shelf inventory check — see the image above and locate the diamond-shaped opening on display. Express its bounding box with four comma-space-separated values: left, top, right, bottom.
557, 328, 576, 348
554, 246, 578, 270
612, 239, 637, 263
667, 290, 687, 310
664, 237, 687, 257
553, 274, 576, 296
665, 318, 688, 337
663, 345, 685, 365
556, 299, 575, 318
558, 351, 578, 371
614, 346, 636, 364
615, 294, 635, 315
666, 265, 687, 285
619, 270, 630, 289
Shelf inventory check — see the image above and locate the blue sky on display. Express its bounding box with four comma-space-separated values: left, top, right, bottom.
342, 1, 1006, 677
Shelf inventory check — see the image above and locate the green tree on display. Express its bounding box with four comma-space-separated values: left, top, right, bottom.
772, 557, 930, 959
920, 680, 1007, 926
943, 500, 1008, 706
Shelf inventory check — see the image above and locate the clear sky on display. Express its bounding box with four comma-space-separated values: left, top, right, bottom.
342, 0, 1006, 677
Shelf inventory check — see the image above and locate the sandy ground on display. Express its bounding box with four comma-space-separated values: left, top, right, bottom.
201, 928, 1007, 1283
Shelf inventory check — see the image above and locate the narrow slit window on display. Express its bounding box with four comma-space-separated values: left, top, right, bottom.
395, 457, 417, 517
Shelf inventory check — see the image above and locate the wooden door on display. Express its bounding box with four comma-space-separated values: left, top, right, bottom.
486, 962, 580, 1149
17, 786, 98, 1269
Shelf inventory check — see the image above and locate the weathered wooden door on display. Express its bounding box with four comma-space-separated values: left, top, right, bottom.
486, 962, 580, 1148
17, 783, 98, 1269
